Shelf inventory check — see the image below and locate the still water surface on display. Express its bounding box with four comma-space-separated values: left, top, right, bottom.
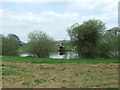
20, 51, 78, 59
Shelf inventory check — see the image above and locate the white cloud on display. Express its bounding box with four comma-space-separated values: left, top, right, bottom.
0, 0, 118, 42
41, 11, 79, 20
0, 0, 74, 3
0, 0, 119, 3
66, 0, 118, 27
1, 9, 79, 42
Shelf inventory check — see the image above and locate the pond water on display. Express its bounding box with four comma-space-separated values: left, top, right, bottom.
19, 51, 78, 59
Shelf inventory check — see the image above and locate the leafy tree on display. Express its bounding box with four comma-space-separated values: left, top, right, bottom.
118, 30, 120, 59
7, 33, 21, 44
28, 30, 56, 58
100, 27, 120, 58
0, 34, 3, 55
67, 19, 106, 58
2, 34, 19, 56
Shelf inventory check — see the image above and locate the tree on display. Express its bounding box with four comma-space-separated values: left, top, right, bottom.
67, 19, 106, 58
118, 29, 120, 59
7, 33, 21, 44
2, 34, 19, 56
100, 27, 120, 58
0, 34, 3, 55
28, 30, 56, 58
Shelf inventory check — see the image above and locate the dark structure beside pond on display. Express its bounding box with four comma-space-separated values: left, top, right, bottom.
58, 46, 65, 55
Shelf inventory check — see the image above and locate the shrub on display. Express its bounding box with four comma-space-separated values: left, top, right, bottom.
1, 34, 19, 56
28, 30, 57, 58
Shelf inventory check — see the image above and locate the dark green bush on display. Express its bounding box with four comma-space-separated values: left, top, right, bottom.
1, 34, 19, 56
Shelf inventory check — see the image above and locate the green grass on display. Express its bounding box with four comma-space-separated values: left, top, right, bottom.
61, 86, 66, 88
34, 79, 47, 84
2, 70, 21, 76
19, 46, 28, 53
39, 73, 46, 76
2, 56, 120, 64
59, 68, 66, 71
61, 80, 68, 83
18, 69, 32, 73
2, 64, 18, 69
22, 82, 31, 86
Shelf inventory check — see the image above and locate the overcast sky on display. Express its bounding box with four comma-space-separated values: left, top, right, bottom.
0, 0, 119, 42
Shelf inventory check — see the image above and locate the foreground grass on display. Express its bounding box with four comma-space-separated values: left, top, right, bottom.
1, 56, 119, 88
2, 56, 119, 64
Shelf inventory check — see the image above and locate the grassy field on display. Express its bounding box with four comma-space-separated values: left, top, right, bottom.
1, 56, 119, 88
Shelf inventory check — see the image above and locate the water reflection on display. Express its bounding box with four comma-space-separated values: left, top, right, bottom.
63, 51, 78, 59
20, 51, 78, 59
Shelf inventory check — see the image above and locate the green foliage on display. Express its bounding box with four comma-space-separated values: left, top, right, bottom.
67, 19, 106, 58
7, 33, 21, 44
1, 34, 19, 56
118, 33, 120, 59
60, 40, 73, 50
22, 82, 31, 86
34, 79, 47, 84
2, 70, 20, 76
61, 86, 66, 88
0, 34, 2, 55
59, 68, 66, 71
67, 19, 119, 58
19, 46, 28, 53
61, 80, 68, 83
3, 64, 18, 69
28, 30, 57, 58
98, 27, 120, 58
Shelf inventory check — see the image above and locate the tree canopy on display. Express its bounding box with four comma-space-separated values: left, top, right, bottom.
1, 34, 20, 56
28, 30, 57, 58
67, 19, 106, 58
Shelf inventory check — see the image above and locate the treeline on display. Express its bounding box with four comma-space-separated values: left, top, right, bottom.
0, 19, 119, 58
0, 31, 57, 58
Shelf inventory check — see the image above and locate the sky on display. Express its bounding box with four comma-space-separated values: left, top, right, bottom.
0, 0, 119, 42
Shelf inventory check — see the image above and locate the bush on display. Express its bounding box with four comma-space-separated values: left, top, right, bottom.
1, 34, 19, 56
0, 34, 2, 55
28, 30, 57, 58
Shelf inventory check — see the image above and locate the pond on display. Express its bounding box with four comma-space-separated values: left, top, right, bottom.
19, 51, 78, 59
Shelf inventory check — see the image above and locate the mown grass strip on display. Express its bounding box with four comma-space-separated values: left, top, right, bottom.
2, 56, 120, 64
